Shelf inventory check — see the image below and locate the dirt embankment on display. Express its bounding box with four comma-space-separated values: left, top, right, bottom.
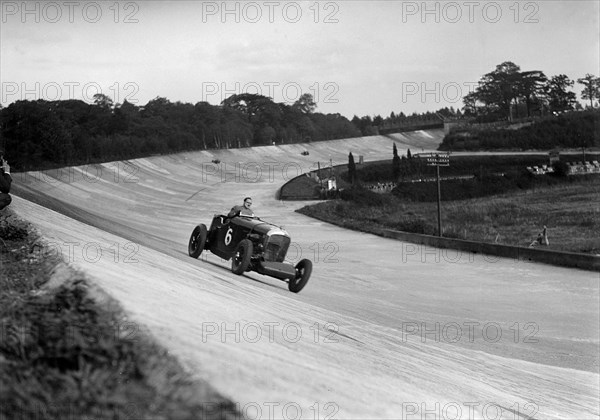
0, 209, 239, 420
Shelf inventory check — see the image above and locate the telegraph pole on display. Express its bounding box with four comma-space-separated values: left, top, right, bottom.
426, 153, 450, 237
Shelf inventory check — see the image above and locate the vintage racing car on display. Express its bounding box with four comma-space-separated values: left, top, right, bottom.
188, 213, 312, 293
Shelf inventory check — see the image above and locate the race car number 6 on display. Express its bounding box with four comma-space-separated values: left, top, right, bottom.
224, 228, 233, 245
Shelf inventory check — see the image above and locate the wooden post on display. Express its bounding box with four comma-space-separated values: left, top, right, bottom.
436, 164, 442, 237
424, 152, 449, 237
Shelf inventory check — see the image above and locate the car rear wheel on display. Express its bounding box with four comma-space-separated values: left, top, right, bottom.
188, 224, 207, 258
289, 259, 312, 293
232, 239, 253, 275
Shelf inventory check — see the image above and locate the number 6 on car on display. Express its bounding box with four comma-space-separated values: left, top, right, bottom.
188, 213, 312, 293
224, 228, 233, 245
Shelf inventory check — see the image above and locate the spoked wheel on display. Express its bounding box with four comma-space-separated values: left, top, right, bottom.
288, 259, 312, 293
188, 224, 207, 258
231, 239, 253, 275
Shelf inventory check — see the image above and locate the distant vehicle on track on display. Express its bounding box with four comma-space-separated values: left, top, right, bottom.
188, 213, 312, 293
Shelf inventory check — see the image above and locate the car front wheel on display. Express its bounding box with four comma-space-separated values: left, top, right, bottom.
289, 259, 312, 293
188, 224, 207, 258
231, 239, 253, 275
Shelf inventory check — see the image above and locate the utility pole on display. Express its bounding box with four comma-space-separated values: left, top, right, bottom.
426, 153, 450, 236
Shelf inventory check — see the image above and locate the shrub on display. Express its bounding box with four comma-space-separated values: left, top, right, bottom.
340, 186, 389, 207
552, 161, 569, 177
393, 218, 431, 234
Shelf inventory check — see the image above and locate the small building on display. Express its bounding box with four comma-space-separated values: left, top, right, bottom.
327, 178, 337, 190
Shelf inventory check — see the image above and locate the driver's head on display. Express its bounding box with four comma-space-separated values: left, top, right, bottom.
243, 197, 252, 209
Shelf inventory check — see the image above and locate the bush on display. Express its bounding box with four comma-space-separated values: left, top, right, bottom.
340, 186, 391, 207
393, 218, 431, 234
552, 161, 570, 177
439, 110, 600, 151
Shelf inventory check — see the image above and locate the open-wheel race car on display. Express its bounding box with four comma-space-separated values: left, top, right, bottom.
188, 214, 312, 293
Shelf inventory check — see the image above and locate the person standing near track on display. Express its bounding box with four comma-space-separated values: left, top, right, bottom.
0, 150, 12, 211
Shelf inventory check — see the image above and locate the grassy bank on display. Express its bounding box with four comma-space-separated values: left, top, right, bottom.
350, 152, 600, 185
439, 110, 600, 151
297, 180, 600, 254
0, 209, 239, 420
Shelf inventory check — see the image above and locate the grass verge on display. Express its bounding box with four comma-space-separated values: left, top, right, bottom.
297, 179, 600, 254
0, 209, 239, 420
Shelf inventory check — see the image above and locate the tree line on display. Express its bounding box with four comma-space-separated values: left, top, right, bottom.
351, 110, 448, 136
353, 62, 599, 134
0, 93, 363, 171
347, 143, 421, 185
462, 61, 599, 122
1, 61, 597, 170
0, 91, 458, 171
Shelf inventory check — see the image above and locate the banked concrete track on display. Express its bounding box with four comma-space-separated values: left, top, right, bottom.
11, 131, 600, 419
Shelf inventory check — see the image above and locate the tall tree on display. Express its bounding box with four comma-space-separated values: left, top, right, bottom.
222, 93, 282, 144
481, 61, 521, 121
546, 74, 577, 112
462, 91, 478, 116
292, 93, 317, 114
466, 62, 554, 120
517, 70, 547, 117
577, 74, 600, 109
93, 93, 114, 110
143, 96, 172, 118
348, 152, 356, 184
392, 143, 400, 180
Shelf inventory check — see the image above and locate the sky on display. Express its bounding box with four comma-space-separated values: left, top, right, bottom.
1, 0, 599, 119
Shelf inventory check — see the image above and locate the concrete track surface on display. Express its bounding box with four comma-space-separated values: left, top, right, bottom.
11, 132, 600, 419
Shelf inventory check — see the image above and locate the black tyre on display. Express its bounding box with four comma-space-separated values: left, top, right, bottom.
188, 224, 207, 258
232, 239, 253, 275
289, 259, 312, 293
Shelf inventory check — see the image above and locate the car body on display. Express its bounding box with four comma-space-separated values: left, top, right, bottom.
188, 214, 312, 293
